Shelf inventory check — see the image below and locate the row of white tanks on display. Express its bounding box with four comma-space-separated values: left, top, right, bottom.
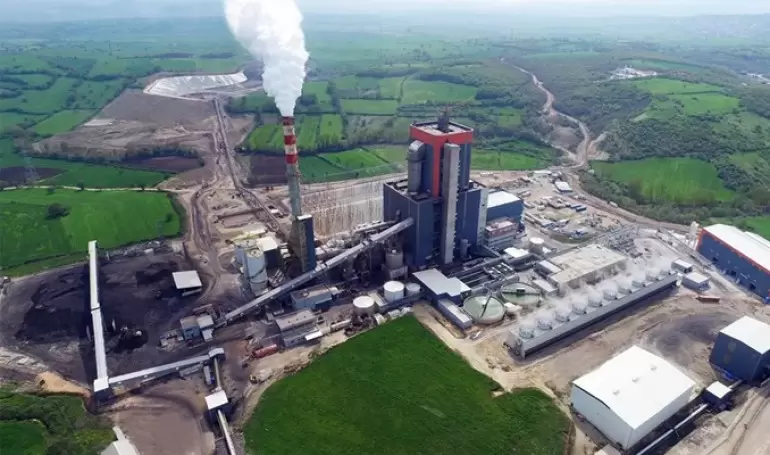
517, 262, 672, 339
353, 281, 421, 316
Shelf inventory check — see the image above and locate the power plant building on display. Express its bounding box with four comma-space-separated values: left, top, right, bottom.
486, 190, 524, 223
383, 117, 488, 268
571, 346, 696, 450
696, 224, 770, 300
710, 316, 770, 384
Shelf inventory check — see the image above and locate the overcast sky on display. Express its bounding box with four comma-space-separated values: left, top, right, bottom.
3, 0, 770, 22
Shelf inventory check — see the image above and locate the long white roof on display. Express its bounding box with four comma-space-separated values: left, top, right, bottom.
572, 346, 695, 429
720, 316, 770, 354
704, 224, 770, 274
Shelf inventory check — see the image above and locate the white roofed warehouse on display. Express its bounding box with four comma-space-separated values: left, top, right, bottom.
570, 346, 696, 450
710, 316, 770, 384
696, 224, 770, 300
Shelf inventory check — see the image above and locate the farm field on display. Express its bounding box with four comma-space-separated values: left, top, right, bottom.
72, 80, 126, 109
0, 140, 169, 188
246, 316, 569, 455
0, 188, 181, 271
645, 93, 740, 118
0, 390, 112, 455
592, 157, 734, 205
341, 99, 399, 115
472, 149, 549, 170
317, 114, 344, 146
627, 77, 722, 95
401, 79, 478, 104
0, 112, 46, 132
625, 59, 706, 72
378, 77, 406, 99
0, 77, 80, 114
299, 156, 349, 183
304, 81, 332, 104
33, 110, 95, 136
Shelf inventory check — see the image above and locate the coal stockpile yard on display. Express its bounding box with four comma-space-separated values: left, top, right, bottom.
0, 253, 206, 381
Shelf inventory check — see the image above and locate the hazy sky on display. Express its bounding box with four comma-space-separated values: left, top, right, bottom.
2, 0, 770, 22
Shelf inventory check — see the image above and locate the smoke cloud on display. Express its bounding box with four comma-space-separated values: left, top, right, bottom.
224, 0, 309, 116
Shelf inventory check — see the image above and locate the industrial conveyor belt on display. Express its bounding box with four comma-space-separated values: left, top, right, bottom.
88, 241, 109, 384
222, 217, 414, 324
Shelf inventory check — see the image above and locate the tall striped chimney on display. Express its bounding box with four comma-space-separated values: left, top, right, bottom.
282, 116, 302, 217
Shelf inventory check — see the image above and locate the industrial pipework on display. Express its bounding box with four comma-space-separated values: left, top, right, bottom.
282, 116, 302, 218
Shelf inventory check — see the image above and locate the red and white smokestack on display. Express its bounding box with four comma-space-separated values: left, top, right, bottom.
282, 116, 302, 217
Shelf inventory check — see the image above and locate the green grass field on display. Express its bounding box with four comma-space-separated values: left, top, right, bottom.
0, 77, 80, 114
72, 80, 126, 109
378, 77, 405, 99
0, 421, 47, 455
592, 157, 734, 205
0, 188, 181, 270
0, 139, 170, 188
341, 99, 399, 115
0, 112, 47, 132
33, 110, 95, 136
304, 81, 332, 104
0, 390, 112, 455
297, 116, 322, 150
472, 150, 548, 170
245, 123, 283, 151
626, 59, 706, 72
628, 78, 722, 95
401, 79, 478, 104
298, 156, 346, 182
246, 316, 569, 455
317, 114, 344, 146
646, 93, 740, 118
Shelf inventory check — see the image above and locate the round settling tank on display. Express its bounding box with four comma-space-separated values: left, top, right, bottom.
353, 296, 376, 316
383, 281, 405, 303
405, 283, 421, 297
463, 296, 505, 325
499, 283, 541, 308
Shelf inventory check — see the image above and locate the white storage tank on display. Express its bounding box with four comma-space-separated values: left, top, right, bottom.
353, 296, 376, 316
405, 283, 421, 297
529, 237, 545, 254
234, 243, 268, 294
386, 249, 404, 270
383, 281, 405, 303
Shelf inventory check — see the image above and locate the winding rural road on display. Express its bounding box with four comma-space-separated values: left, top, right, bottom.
517, 65, 688, 233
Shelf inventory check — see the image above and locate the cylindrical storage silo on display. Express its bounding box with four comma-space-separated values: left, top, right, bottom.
529, 237, 545, 254
385, 249, 404, 270
383, 281, 405, 303
405, 283, 421, 297
353, 296, 376, 316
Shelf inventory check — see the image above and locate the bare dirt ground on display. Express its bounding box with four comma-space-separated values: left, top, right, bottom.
103, 380, 215, 455
0, 253, 215, 381
35, 371, 91, 398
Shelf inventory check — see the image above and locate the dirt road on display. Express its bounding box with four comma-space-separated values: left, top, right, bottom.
516, 66, 688, 233
703, 384, 770, 455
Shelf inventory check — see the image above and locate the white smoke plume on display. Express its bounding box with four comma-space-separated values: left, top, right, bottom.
224, 0, 309, 116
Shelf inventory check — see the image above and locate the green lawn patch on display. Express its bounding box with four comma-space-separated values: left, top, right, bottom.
0, 421, 47, 455
246, 316, 569, 455
341, 99, 399, 115
298, 156, 345, 183
592, 157, 734, 205
0, 188, 181, 270
33, 110, 95, 136
401, 79, 477, 104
